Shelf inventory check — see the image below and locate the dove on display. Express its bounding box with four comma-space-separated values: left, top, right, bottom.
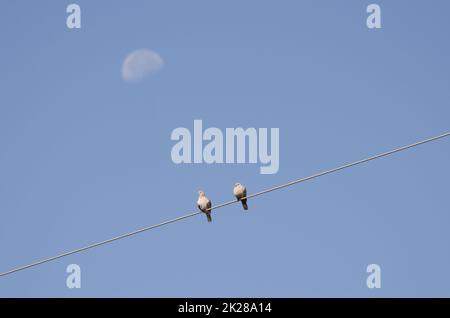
233, 183, 248, 210
197, 191, 212, 222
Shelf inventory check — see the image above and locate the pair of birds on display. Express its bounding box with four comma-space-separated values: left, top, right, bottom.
197, 183, 248, 223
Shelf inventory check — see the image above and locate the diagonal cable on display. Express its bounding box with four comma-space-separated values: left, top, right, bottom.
0, 132, 448, 278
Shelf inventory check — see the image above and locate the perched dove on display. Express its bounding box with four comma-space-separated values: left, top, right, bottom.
197, 191, 212, 222
233, 182, 248, 210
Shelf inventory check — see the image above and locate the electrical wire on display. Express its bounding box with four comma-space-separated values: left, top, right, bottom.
0, 132, 448, 278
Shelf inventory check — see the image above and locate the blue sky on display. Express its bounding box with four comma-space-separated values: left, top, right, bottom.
0, 1, 449, 297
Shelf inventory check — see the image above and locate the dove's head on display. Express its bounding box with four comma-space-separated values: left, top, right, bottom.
235, 182, 241, 187
198, 190, 205, 197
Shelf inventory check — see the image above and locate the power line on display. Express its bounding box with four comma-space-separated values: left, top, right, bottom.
0, 132, 449, 278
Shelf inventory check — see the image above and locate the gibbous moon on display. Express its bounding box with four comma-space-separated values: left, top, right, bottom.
121, 49, 164, 82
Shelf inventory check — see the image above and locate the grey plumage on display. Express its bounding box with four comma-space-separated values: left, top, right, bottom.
197, 191, 212, 222
233, 183, 248, 211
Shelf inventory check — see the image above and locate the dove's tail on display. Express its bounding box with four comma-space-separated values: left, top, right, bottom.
206, 212, 212, 223
241, 199, 248, 211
